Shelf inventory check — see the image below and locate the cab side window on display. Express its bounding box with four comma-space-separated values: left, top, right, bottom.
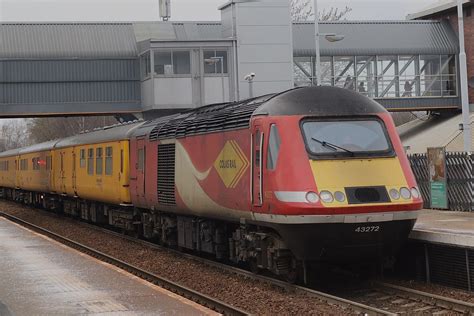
137, 148, 144, 171
267, 124, 281, 170
87, 149, 94, 175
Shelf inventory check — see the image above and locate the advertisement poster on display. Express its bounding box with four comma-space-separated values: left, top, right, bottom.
427, 147, 448, 209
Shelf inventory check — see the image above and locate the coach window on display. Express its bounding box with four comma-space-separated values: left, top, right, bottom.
87, 149, 94, 175
105, 147, 113, 175
46, 156, 51, 170
267, 124, 281, 170
96, 148, 103, 175
80, 149, 86, 168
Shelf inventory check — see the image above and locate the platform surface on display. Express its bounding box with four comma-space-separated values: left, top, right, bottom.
410, 209, 474, 248
0, 217, 215, 316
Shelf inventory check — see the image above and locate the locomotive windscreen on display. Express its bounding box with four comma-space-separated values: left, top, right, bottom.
301, 118, 394, 158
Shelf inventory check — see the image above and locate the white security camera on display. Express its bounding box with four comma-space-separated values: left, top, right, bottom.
244, 73, 256, 81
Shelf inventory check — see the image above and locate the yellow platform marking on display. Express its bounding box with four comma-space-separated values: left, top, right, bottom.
213, 141, 249, 189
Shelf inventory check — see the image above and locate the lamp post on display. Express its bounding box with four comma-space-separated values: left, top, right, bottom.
205, 56, 226, 102
314, 0, 344, 86
457, 0, 472, 152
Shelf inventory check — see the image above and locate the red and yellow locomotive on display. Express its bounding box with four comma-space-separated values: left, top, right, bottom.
0, 87, 422, 279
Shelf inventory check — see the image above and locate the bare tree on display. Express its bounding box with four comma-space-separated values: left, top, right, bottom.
290, 0, 352, 22
0, 119, 30, 151
27, 116, 118, 144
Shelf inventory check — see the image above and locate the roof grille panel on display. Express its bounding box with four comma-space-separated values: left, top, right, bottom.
148, 95, 273, 141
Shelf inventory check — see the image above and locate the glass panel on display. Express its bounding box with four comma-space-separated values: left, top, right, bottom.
80, 149, 86, 168
105, 147, 113, 176
356, 56, 376, 97
441, 55, 456, 96
138, 149, 144, 171
376, 55, 398, 98
140, 51, 151, 78
87, 148, 94, 175
420, 55, 441, 96
173, 51, 191, 74
294, 57, 312, 86
301, 119, 392, 157
333, 56, 355, 90
320, 56, 333, 86
267, 124, 281, 170
96, 148, 103, 175
204, 50, 228, 74
154, 51, 172, 75
399, 55, 417, 97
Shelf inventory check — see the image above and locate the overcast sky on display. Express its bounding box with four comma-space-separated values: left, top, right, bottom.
0, 0, 442, 22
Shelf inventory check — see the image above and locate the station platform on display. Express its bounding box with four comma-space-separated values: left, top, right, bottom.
0, 217, 215, 316
410, 209, 474, 248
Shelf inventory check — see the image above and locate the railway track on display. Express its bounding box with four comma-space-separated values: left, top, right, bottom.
2, 210, 474, 315
338, 281, 474, 315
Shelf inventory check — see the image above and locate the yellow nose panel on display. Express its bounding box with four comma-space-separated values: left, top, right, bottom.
310, 158, 409, 206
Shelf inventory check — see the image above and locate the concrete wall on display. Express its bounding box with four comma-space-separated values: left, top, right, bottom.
221, 0, 294, 100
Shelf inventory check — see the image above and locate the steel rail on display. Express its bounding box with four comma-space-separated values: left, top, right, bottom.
374, 281, 474, 314
0, 212, 248, 316
0, 209, 394, 316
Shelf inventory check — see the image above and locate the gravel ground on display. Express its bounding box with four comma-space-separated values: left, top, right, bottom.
0, 200, 350, 315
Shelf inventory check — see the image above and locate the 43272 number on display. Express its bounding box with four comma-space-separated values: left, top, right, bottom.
355, 226, 380, 233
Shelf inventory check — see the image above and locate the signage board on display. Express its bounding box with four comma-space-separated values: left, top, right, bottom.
427, 147, 448, 209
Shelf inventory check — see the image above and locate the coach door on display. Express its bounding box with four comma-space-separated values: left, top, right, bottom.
252, 122, 264, 207
136, 139, 146, 204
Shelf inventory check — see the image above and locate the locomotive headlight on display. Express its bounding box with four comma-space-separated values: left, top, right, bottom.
411, 187, 420, 199
400, 187, 411, 200
305, 192, 320, 204
389, 189, 400, 200
334, 191, 346, 202
319, 191, 334, 203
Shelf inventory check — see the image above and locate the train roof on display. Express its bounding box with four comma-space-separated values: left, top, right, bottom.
0, 148, 21, 158
54, 121, 143, 149
141, 87, 386, 141
0, 121, 144, 157
18, 140, 60, 155
253, 86, 387, 116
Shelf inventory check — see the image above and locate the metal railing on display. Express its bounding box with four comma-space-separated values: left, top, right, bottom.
408, 152, 473, 212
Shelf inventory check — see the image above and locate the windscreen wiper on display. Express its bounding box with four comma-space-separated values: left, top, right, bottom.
311, 137, 355, 156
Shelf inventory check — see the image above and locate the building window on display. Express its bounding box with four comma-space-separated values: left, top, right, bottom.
96, 148, 103, 175
105, 147, 113, 176
204, 50, 228, 74
140, 51, 151, 79
87, 148, 94, 175
80, 149, 86, 168
154, 50, 191, 75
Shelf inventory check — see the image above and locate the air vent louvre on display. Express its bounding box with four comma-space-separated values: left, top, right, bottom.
157, 144, 176, 206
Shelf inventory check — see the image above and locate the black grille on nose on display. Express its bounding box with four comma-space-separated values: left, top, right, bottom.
345, 186, 390, 204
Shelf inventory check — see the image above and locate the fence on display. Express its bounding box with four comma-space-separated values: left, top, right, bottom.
408, 152, 473, 212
